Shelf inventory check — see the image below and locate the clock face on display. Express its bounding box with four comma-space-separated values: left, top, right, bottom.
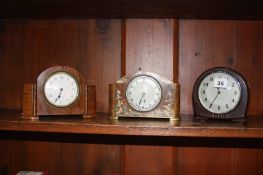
126, 75, 162, 112
198, 71, 241, 114
43, 71, 80, 107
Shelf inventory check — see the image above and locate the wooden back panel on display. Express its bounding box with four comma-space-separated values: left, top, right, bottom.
1, 19, 263, 175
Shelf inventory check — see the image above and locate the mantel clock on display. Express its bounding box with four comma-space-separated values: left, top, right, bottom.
111, 70, 180, 120
22, 66, 96, 119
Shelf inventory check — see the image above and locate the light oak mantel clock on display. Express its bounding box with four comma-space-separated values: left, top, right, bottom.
22, 66, 96, 119
110, 70, 180, 120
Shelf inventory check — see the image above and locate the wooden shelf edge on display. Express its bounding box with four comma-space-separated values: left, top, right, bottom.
0, 110, 263, 138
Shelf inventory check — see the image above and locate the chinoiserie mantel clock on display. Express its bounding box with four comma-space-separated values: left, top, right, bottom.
22, 66, 96, 119
193, 67, 248, 121
110, 70, 180, 120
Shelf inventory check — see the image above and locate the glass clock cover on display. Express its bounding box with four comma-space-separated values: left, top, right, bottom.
198, 71, 241, 114
126, 75, 162, 112
43, 72, 80, 107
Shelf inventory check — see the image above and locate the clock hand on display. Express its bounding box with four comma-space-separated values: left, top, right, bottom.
139, 92, 146, 106
54, 88, 63, 102
209, 87, 221, 108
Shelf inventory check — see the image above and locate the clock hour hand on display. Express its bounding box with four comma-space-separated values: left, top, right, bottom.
54, 88, 63, 102
139, 92, 146, 106
209, 87, 221, 108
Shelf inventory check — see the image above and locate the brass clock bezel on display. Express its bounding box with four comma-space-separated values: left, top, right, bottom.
42, 71, 80, 108
125, 74, 163, 112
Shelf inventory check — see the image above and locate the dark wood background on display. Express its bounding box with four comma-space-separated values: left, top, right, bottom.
0, 19, 263, 175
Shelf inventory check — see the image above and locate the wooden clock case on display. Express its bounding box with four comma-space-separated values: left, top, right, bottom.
192, 67, 249, 121
111, 70, 180, 120
22, 66, 96, 119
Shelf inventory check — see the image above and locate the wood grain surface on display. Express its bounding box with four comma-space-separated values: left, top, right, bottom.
1, 19, 263, 175
81, 19, 121, 112
22, 83, 36, 119
125, 19, 174, 80
1, 110, 263, 138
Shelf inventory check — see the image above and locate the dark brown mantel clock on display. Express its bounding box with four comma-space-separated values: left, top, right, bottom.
193, 67, 248, 121
22, 66, 96, 119
110, 70, 180, 121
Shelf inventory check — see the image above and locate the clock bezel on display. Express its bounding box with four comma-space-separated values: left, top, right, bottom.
192, 67, 248, 120
125, 74, 163, 112
43, 71, 80, 108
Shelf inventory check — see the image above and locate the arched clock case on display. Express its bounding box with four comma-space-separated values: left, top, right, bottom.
110, 70, 180, 120
192, 67, 249, 121
22, 66, 96, 119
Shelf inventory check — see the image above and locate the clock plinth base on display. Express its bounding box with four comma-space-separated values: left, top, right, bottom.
84, 85, 96, 118
21, 83, 97, 120
21, 83, 37, 120
108, 84, 114, 115
194, 115, 246, 122
173, 83, 181, 121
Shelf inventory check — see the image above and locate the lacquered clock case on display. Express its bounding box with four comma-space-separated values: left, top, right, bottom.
22, 66, 96, 119
193, 67, 249, 121
111, 70, 180, 120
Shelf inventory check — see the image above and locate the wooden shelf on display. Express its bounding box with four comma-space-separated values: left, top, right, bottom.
0, 109, 263, 138
0, 0, 263, 19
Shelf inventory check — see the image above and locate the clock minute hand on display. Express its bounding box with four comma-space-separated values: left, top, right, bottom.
54, 88, 63, 102
209, 87, 221, 108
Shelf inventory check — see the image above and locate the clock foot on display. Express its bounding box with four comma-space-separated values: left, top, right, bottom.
170, 116, 181, 121
109, 114, 118, 120
21, 115, 39, 120
83, 114, 96, 119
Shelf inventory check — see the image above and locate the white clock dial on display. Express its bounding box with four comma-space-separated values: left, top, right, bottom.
198, 71, 241, 114
43, 72, 79, 107
126, 75, 162, 112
